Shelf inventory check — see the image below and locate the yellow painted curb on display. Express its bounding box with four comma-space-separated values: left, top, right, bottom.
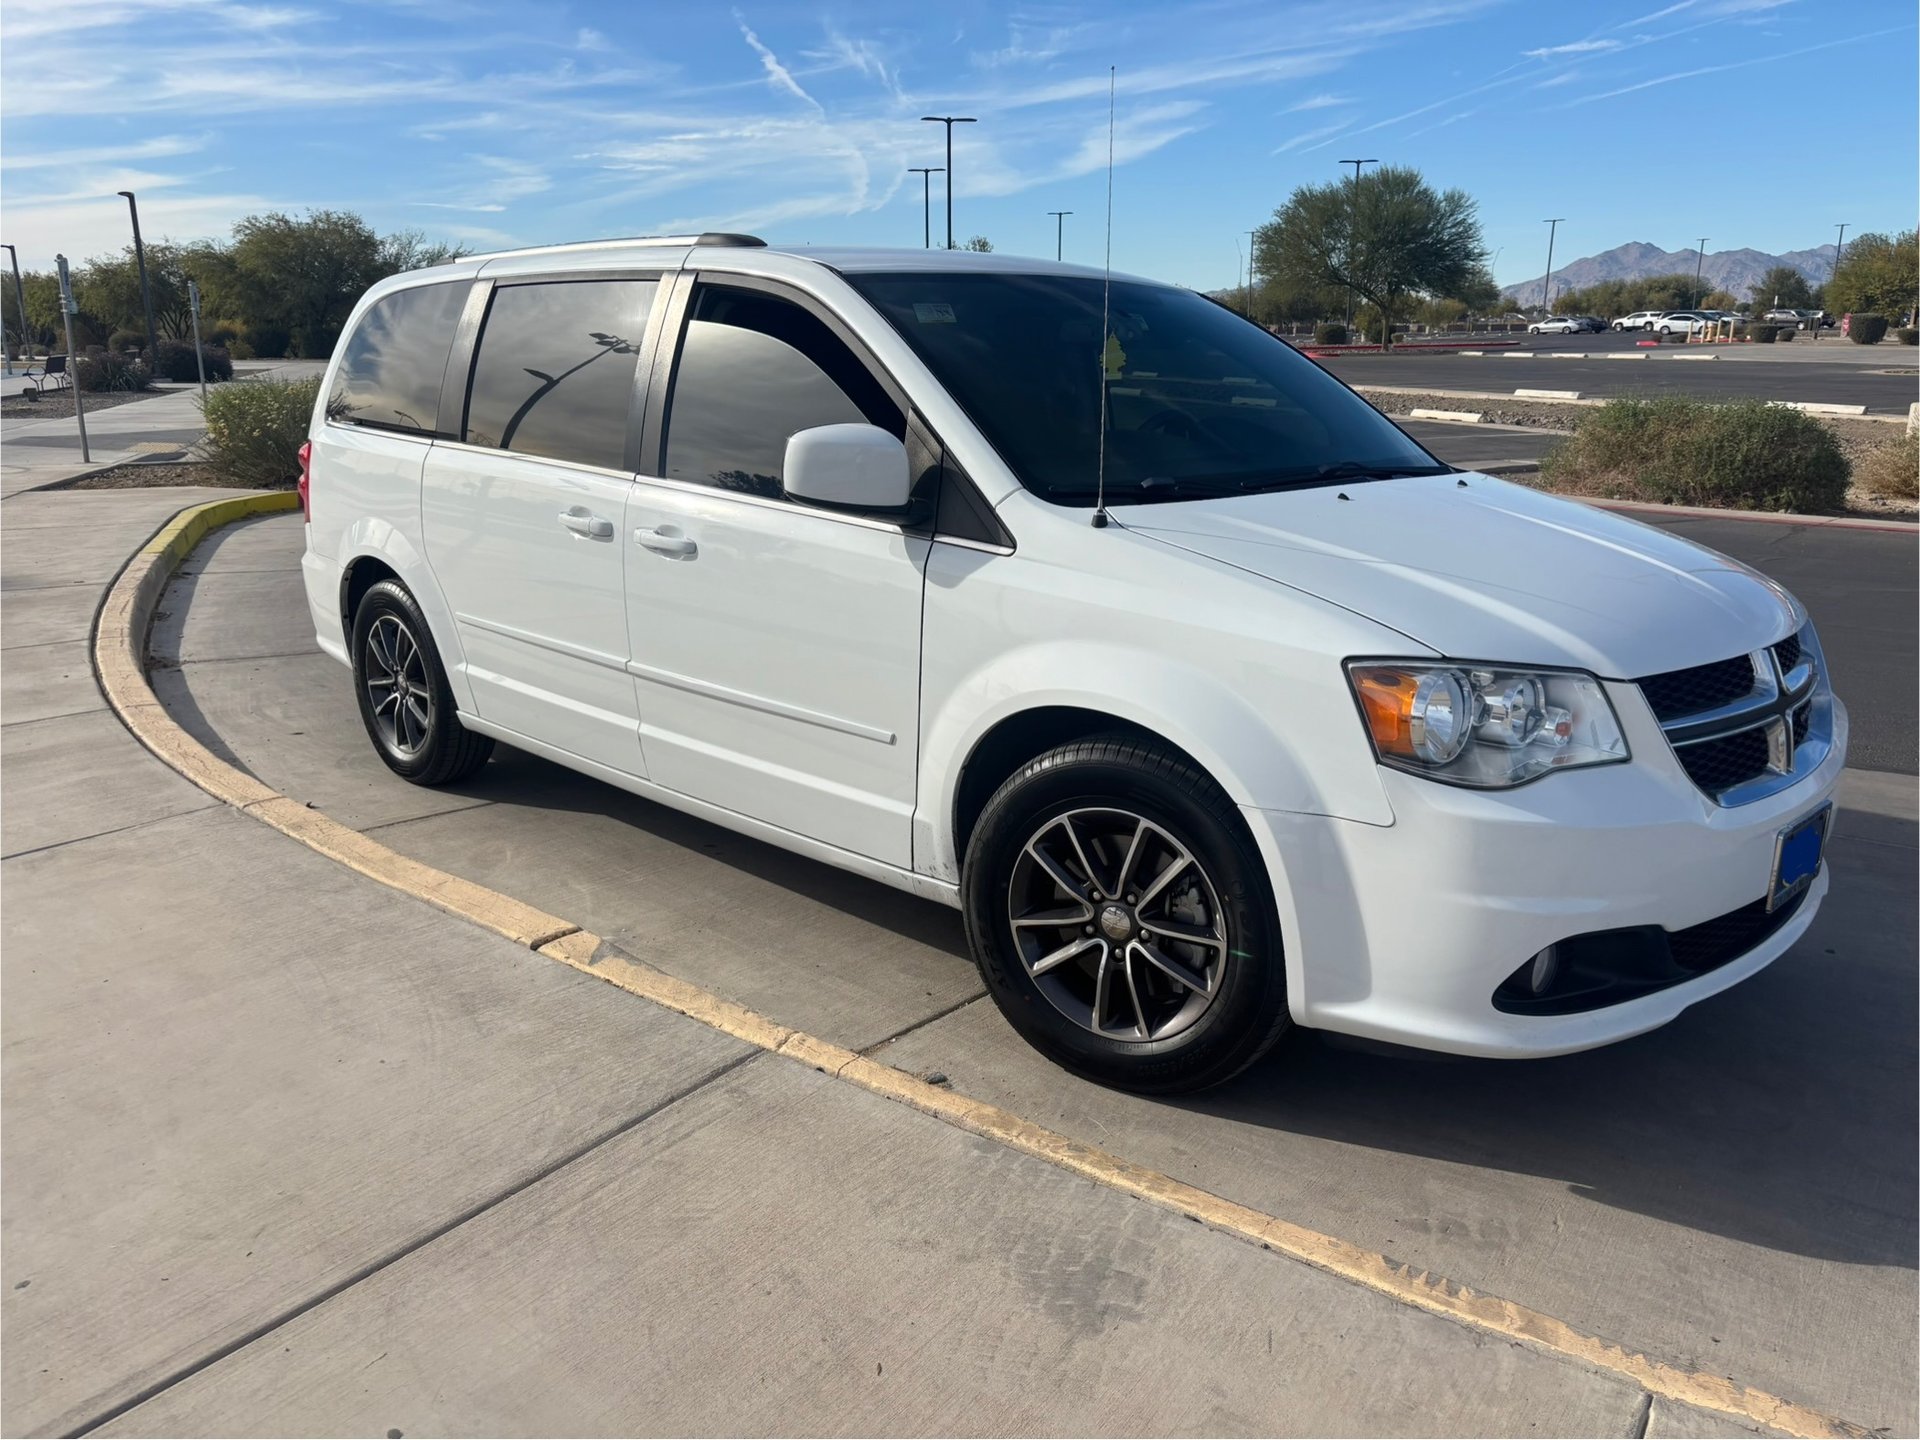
95, 496, 1866, 1440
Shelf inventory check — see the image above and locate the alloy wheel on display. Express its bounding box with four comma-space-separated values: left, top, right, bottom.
1007, 807, 1230, 1042
363, 614, 434, 757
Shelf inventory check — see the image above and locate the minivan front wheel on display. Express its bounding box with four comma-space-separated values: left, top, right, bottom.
962, 738, 1290, 1094
351, 579, 493, 785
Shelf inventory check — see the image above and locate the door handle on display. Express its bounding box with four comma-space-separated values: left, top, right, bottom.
559, 508, 613, 540
633, 526, 698, 558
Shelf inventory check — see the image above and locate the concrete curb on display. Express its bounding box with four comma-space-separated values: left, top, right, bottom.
89, 496, 1869, 1440
1354, 383, 1911, 422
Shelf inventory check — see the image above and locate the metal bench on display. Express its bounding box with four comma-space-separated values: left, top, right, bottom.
21, 353, 70, 400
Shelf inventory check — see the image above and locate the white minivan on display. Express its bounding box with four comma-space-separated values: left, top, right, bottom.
302, 235, 1845, 1093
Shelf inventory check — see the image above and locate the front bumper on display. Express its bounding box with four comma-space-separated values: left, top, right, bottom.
1247, 691, 1849, 1058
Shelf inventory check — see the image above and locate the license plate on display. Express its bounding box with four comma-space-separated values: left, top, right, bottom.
1768, 804, 1831, 912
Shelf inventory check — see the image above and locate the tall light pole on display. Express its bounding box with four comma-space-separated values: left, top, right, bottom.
117, 190, 159, 362
909, 168, 943, 249
1830, 222, 1847, 294
1246, 228, 1259, 320
919, 115, 976, 249
1540, 218, 1565, 315
1338, 158, 1377, 328
1693, 236, 1709, 308
1047, 210, 1072, 261
0, 242, 26, 371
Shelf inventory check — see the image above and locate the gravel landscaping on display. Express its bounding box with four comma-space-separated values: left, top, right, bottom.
1, 388, 165, 421
42, 460, 279, 492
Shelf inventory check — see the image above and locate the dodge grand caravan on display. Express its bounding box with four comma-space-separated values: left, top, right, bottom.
302, 234, 1845, 1093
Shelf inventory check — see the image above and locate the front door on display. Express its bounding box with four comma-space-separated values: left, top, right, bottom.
420, 276, 658, 775
623, 279, 927, 867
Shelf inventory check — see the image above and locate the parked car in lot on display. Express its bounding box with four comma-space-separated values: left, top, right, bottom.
1528, 316, 1580, 335
303, 236, 1846, 1093
1612, 310, 1665, 331
1761, 309, 1828, 330
1656, 310, 1712, 335
1572, 315, 1606, 333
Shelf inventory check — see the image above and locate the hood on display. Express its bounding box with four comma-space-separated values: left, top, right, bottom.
1111, 473, 1802, 677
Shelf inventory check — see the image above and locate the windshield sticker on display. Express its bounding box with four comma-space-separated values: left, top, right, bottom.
1102, 333, 1127, 378
913, 301, 956, 324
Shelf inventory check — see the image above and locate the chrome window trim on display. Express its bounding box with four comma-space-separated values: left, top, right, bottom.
629, 471, 914, 537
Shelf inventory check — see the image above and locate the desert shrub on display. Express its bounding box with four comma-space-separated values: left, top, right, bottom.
107, 328, 146, 355
198, 376, 320, 488
1539, 396, 1848, 513
1313, 322, 1348, 345
1749, 324, 1779, 344
72, 351, 152, 392
1897, 327, 1918, 345
1848, 313, 1889, 344
1776, 326, 1793, 341
205, 322, 240, 350
154, 339, 235, 383
227, 335, 256, 359
242, 322, 290, 359
1854, 431, 1918, 500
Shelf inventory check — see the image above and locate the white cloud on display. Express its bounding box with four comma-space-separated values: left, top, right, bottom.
1, 133, 212, 170
576, 27, 608, 51
1522, 39, 1622, 58
736, 16, 819, 109
1273, 121, 1353, 154
1285, 93, 1353, 112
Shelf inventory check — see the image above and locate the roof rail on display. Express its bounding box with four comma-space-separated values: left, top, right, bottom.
465, 233, 767, 263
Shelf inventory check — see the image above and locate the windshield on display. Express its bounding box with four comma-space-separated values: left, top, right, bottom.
847, 272, 1447, 505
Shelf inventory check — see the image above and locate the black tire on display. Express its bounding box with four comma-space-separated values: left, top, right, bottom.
961, 737, 1291, 1094
351, 579, 493, 786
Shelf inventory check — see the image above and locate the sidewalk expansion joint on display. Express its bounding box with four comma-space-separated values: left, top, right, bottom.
88, 491, 1873, 1440
66, 1049, 762, 1439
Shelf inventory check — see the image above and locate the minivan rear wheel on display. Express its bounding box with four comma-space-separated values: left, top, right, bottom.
962, 737, 1290, 1094
351, 579, 493, 786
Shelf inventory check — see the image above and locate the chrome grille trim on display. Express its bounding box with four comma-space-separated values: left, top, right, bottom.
1639, 625, 1834, 806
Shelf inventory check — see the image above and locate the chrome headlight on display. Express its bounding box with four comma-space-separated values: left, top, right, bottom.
1348, 660, 1630, 788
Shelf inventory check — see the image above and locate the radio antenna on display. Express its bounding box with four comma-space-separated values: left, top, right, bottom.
1092, 64, 1116, 529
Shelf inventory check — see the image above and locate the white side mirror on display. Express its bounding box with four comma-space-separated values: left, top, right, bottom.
782, 424, 912, 513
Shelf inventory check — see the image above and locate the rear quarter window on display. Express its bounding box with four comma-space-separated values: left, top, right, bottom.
327, 280, 469, 436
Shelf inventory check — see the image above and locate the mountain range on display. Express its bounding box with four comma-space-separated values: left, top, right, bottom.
1502, 241, 1838, 304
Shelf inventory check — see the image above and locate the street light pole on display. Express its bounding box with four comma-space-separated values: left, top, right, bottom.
117, 190, 159, 363
1693, 236, 1709, 308
1541, 218, 1565, 315
919, 116, 977, 249
1246, 228, 1258, 320
1337, 158, 1376, 328
0, 243, 27, 373
909, 168, 943, 249
1048, 210, 1072, 261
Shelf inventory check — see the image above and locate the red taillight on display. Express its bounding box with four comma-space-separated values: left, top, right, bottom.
296, 440, 312, 523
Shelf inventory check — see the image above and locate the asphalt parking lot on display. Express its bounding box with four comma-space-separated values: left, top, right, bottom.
1314, 334, 1918, 414
126, 509, 1918, 1434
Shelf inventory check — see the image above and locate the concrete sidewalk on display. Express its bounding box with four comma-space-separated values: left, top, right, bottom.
0, 414, 1752, 1434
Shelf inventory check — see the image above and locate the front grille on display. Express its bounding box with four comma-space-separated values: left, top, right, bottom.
1668, 887, 1808, 972
1791, 701, 1810, 747
1772, 631, 1802, 674
1639, 655, 1755, 721
1675, 726, 1770, 792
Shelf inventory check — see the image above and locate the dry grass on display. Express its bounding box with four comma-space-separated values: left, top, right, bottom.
1853, 431, 1919, 501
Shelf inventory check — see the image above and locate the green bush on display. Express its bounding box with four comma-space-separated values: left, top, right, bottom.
205, 323, 239, 350
1539, 396, 1849, 513
72, 351, 152, 392
107, 328, 146, 355
1775, 325, 1793, 341
242, 323, 290, 359
198, 376, 319, 488
1312, 322, 1348, 345
1749, 324, 1779, 344
1897, 327, 1918, 345
1854, 431, 1918, 500
154, 339, 234, 383
1849, 313, 1889, 344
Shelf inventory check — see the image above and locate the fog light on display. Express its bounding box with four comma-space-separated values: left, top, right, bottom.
1527, 945, 1560, 995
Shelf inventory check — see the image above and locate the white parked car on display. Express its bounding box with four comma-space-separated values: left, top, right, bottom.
301, 237, 1845, 1093
1612, 311, 1665, 331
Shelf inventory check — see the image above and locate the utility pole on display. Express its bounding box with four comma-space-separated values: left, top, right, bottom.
0, 242, 26, 373
909, 168, 943, 249
1245, 229, 1259, 320
187, 279, 208, 405
1048, 210, 1072, 261
118, 190, 159, 363
1337, 158, 1377, 328
919, 115, 977, 248
1693, 236, 1709, 308
55, 255, 89, 462
1541, 218, 1565, 315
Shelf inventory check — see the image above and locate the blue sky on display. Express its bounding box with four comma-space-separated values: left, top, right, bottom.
2, 0, 1914, 289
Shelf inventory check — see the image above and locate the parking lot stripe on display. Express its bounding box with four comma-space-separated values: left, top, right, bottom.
94, 495, 1871, 1440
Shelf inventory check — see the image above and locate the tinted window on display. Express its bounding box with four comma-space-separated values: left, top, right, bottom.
328, 281, 468, 435
662, 286, 902, 499
848, 273, 1443, 506
464, 279, 655, 470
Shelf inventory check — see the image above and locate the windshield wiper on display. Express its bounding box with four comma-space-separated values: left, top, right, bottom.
1295, 460, 1449, 484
